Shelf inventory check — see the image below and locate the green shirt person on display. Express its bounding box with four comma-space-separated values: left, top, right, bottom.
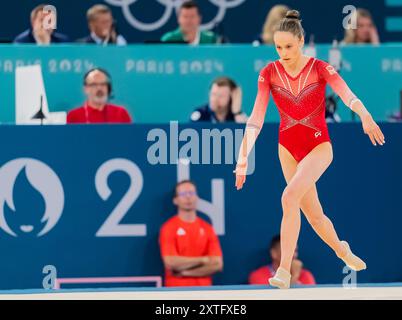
160, 1, 218, 45
161, 27, 217, 44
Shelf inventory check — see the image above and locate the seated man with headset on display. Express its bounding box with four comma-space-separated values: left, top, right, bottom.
67, 68, 132, 124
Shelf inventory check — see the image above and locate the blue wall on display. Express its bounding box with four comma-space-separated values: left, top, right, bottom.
0, 123, 400, 290
0, 0, 401, 43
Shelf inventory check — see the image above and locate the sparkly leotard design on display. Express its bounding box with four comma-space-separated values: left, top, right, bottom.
247, 57, 357, 162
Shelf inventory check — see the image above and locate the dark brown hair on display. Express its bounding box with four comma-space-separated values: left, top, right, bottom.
276, 10, 305, 39
270, 234, 281, 251
212, 76, 237, 91
180, 1, 199, 13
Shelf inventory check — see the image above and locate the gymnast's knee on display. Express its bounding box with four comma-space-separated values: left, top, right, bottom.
281, 187, 301, 212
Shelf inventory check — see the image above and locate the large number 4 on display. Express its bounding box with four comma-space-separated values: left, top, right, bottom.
95, 158, 146, 237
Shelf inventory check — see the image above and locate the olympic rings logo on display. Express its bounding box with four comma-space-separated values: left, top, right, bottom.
104, 0, 246, 31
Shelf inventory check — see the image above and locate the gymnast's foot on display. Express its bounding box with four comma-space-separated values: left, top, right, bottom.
268, 267, 291, 289
338, 241, 367, 271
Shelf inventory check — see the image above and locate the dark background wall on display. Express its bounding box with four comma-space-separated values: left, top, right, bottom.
0, 0, 401, 43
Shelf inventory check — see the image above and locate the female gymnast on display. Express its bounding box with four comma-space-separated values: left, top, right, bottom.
234, 10, 385, 289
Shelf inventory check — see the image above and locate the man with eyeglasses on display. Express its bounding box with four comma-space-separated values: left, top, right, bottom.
67, 68, 132, 124
159, 180, 223, 287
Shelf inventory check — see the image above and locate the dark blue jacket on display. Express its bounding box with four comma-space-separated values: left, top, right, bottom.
75, 35, 97, 44
190, 104, 236, 123
14, 29, 70, 43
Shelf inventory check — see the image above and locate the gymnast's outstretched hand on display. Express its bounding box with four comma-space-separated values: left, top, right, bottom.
361, 113, 385, 146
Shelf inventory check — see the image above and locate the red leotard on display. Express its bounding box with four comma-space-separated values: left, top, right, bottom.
246, 57, 358, 162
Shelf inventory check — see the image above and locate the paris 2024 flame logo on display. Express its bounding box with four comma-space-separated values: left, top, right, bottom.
0, 158, 64, 237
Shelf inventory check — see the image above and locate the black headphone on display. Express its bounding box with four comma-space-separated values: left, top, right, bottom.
83, 68, 113, 98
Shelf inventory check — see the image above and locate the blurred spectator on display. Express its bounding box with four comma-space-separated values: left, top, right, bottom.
249, 235, 316, 285
14, 4, 70, 44
191, 77, 248, 123
159, 180, 223, 287
67, 68, 132, 124
325, 93, 342, 123
342, 8, 380, 45
388, 111, 402, 122
77, 4, 127, 45
253, 4, 289, 45
161, 1, 218, 45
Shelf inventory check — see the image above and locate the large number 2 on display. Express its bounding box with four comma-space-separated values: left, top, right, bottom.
95, 158, 146, 237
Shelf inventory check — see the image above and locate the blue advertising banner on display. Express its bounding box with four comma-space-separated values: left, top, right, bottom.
0, 45, 401, 124
0, 123, 401, 290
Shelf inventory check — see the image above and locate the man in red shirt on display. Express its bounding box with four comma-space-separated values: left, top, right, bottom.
67, 68, 132, 124
249, 235, 316, 286
159, 180, 223, 287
